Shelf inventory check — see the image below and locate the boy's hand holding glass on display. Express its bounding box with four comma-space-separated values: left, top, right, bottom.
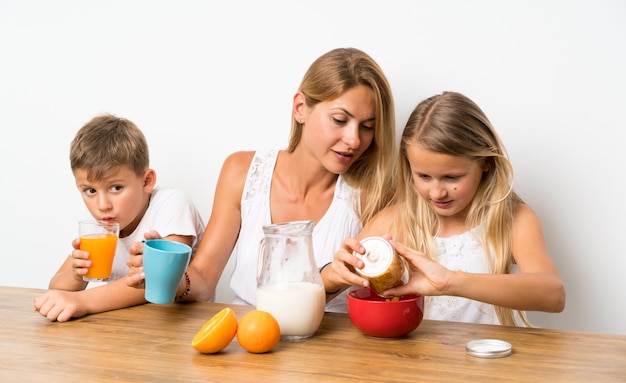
79, 220, 120, 282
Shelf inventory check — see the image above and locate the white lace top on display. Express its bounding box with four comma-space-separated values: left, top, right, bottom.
228, 149, 362, 312
424, 227, 500, 325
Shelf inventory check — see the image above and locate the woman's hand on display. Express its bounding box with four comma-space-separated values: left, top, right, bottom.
320, 237, 370, 295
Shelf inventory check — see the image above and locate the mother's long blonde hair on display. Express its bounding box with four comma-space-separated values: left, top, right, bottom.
287, 48, 397, 224
393, 91, 530, 327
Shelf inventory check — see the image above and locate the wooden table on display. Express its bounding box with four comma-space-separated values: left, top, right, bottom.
1, 286, 625, 382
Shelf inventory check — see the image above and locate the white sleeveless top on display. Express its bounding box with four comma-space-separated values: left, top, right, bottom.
425, 227, 500, 325
228, 149, 362, 312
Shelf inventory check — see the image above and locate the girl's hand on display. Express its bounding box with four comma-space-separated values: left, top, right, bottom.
383, 239, 452, 297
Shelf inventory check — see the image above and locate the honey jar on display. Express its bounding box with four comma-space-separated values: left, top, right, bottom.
353, 236, 408, 296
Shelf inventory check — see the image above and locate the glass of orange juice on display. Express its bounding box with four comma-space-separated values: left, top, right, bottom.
79, 220, 120, 282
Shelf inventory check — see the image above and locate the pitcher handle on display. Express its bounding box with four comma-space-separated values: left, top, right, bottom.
257, 238, 266, 283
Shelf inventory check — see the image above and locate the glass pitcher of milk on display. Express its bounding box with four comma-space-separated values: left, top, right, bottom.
256, 220, 325, 341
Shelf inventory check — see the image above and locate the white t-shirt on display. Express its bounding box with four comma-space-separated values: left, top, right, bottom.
228, 149, 362, 312
85, 187, 205, 283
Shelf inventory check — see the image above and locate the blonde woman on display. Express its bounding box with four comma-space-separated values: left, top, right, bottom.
126, 48, 397, 313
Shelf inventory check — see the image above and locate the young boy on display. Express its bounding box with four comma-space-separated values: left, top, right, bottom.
34, 114, 205, 322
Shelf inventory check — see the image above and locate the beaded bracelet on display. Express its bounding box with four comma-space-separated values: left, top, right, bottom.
175, 271, 191, 301
319, 262, 341, 295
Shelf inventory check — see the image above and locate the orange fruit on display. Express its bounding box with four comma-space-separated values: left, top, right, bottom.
236, 310, 281, 354
191, 307, 238, 353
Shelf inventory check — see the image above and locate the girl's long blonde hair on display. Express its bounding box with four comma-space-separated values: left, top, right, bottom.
394, 91, 530, 327
287, 47, 397, 224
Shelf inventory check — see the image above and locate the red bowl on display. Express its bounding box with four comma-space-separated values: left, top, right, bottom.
347, 287, 424, 338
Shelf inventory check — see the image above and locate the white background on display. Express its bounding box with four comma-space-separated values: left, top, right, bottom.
1, 0, 624, 335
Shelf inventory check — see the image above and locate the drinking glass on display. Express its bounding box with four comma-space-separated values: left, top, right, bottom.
79, 220, 120, 282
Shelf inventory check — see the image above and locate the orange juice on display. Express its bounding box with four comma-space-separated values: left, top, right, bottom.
80, 233, 118, 280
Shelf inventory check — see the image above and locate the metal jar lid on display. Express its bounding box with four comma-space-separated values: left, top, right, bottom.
465, 339, 512, 358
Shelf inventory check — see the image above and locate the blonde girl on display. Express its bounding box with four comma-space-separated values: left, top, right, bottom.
328, 91, 565, 326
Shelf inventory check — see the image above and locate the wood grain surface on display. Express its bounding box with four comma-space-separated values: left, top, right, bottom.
1, 286, 624, 382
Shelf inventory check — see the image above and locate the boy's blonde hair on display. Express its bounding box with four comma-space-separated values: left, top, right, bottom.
70, 114, 149, 181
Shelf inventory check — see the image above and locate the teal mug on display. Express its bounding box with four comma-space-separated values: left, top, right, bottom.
143, 239, 192, 304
